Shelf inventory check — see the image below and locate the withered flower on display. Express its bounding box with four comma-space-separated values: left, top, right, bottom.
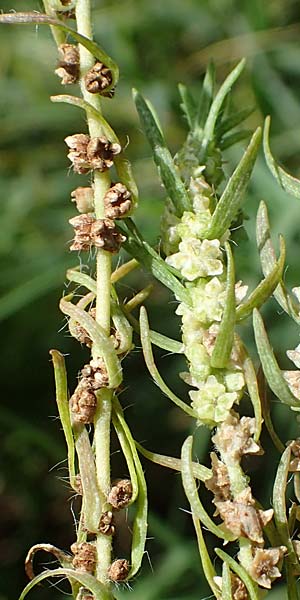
55, 43, 79, 85
249, 546, 286, 588
205, 452, 231, 505
212, 412, 262, 460
71, 187, 94, 213
69, 213, 95, 251
215, 487, 273, 544
65, 134, 90, 174
99, 511, 115, 536
85, 61, 113, 95
71, 542, 96, 574
86, 137, 121, 171
81, 357, 109, 389
70, 381, 97, 424
108, 479, 133, 509
104, 183, 132, 219
91, 218, 126, 253
107, 558, 129, 581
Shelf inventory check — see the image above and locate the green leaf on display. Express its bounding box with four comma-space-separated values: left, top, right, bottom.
49, 350, 76, 486
256, 201, 300, 323
19, 567, 113, 600
219, 129, 252, 150
236, 235, 286, 321
236, 337, 262, 441
196, 61, 215, 129
140, 307, 197, 418
258, 367, 285, 453
216, 106, 254, 138
135, 442, 212, 481
178, 83, 197, 130
204, 127, 261, 239
211, 242, 236, 368
253, 308, 300, 408
273, 445, 300, 571
215, 549, 260, 600
113, 397, 148, 579
60, 296, 122, 389
125, 309, 184, 353
112, 408, 139, 505
201, 59, 245, 152
193, 516, 221, 599
181, 436, 236, 541
133, 89, 191, 215
111, 299, 133, 354
264, 116, 300, 199
51, 95, 119, 141
0, 12, 118, 90
221, 562, 233, 600
66, 269, 97, 294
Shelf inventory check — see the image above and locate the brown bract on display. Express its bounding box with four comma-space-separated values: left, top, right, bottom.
107, 558, 129, 581
71, 187, 94, 213
108, 479, 133, 509
104, 183, 132, 219
85, 61, 113, 95
249, 546, 286, 588
215, 487, 273, 544
71, 542, 97, 574
91, 218, 126, 253
205, 452, 231, 505
55, 43, 79, 85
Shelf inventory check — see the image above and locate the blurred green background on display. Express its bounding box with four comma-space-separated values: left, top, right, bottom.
1, 0, 300, 598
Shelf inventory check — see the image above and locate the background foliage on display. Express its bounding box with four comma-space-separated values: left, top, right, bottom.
1, 0, 300, 598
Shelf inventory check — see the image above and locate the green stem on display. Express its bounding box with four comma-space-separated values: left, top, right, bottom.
75, 0, 114, 588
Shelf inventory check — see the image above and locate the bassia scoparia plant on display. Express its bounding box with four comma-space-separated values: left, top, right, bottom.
2, 2, 300, 599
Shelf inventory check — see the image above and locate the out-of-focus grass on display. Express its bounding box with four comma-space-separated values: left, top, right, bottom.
1, 0, 300, 598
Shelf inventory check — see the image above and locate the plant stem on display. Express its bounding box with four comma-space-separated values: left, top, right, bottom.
75, 0, 114, 586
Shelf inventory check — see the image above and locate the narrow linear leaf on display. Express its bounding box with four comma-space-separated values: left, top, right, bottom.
215, 549, 260, 600
0, 13, 118, 89
257, 367, 285, 453
124, 284, 154, 312
205, 127, 261, 239
237, 235, 286, 322
60, 296, 122, 388
253, 309, 300, 408
136, 442, 212, 481
256, 201, 300, 322
113, 397, 147, 579
51, 95, 119, 142
196, 61, 215, 129
219, 129, 252, 150
124, 307, 183, 353
74, 426, 102, 532
236, 337, 262, 441
211, 242, 236, 368
201, 59, 245, 151
178, 83, 197, 130
66, 269, 97, 294
133, 89, 191, 215
264, 116, 300, 199
221, 561, 233, 600
216, 106, 254, 138
112, 411, 139, 505
49, 350, 76, 486
111, 299, 133, 354
111, 258, 139, 283
273, 445, 300, 570
193, 516, 221, 599
140, 307, 197, 418
19, 567, 113, 600
181, 437, 236, 541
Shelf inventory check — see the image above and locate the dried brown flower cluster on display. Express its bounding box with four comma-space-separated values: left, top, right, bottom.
107, 558, 129, 582
85, 61, 113, 96
108, 479, 133, 510
71, 542, 97, 574
70, 358, 109, 424
69, 214, 126, 253
55, 44, 79, 85
65, 134, 121, 174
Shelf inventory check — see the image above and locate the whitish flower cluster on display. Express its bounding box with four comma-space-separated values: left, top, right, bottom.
161, 174, 247, 427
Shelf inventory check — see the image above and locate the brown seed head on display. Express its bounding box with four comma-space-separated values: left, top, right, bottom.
205, 452, 231, 506
108, 558, 129, 582
91, 218, 126, 253
55, 43, 79, 85
215, 488, 273, 544
104, 183, 132, 219
71, 187, 94, 213
249, 546, 286, 588
85, 61, 113, 95
71, 542, 96, 574
70, 382, 97, 424
108, 479, 133, 510
86, 137, 121, 171
65, 134, 90, 174
81, 357, 109, 389
99, 511, 115, 536
69, 213, 95, 251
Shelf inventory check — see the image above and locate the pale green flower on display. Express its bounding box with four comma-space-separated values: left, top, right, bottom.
189, 375, 238, 426
176, 210, 211, 240
160, 198, 181, 255
224, 371, 245, 393
166, 238, 223, 281
189, 176, 212, 213
190, 277, 226, 324
185, 341, 211, 380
